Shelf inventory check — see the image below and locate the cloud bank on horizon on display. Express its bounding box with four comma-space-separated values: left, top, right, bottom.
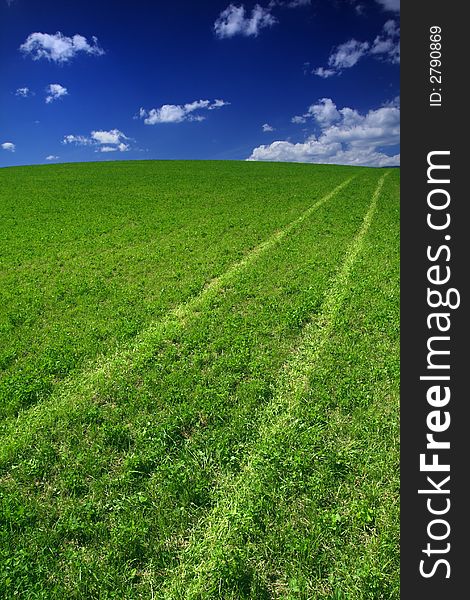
2, 0, 399, 167
249, 98, 399, 166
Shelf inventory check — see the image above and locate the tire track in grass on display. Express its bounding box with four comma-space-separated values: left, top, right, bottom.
160, 172, 389, 599
0, 176, 355, 468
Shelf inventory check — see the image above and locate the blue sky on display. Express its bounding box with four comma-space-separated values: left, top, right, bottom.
0, 0, 399, 167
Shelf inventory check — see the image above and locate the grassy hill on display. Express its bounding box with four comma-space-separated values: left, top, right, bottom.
0, 160, 399, 599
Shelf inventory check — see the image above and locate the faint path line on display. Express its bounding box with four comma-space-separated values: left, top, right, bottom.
0, 177, 355, 465
161, 172, 389, 598
174, 175, 354, 313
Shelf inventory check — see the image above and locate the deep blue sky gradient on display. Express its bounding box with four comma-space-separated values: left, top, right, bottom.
0, 0, 399, 166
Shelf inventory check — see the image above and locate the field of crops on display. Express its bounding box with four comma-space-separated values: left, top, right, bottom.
0, 160, 399, 599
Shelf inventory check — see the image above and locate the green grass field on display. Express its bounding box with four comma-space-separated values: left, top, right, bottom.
0, 160, 399, 599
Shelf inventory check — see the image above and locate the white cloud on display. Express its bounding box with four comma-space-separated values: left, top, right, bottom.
308, 98, 341, 127
91, 129, 128, 145
375, 0, 400, 12
15, 87, 32, 97
328, 39, 370, 70
63, 134, 92, 145
292, 98, 340, 127
370, 19, 400, 64
133, 107, 148, 120
45, 83, 68, 103
142, 105, 186, 124
97, 142, 129, 153
209, 98, 230, 110
214, 1, 311, 39
338, 107, 363, 127
182, 99, 210, 112
383, 19, 399, 35
139, 99, 229, 125
2, 142, 16, 152
46, 155, 59, 160
313, 67, 335, 78
285, 0, 310, 6
248, 98, 399, 167
382, 95, 400, 108
20, 32, 104, 63
268, 0, 311, 8
313, 20, 399, 76
249, 141, 399, 166
214, 4, 277, 38
262, 123, 275, 132
352, 0, 399, 12
63, 129, 130, 152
